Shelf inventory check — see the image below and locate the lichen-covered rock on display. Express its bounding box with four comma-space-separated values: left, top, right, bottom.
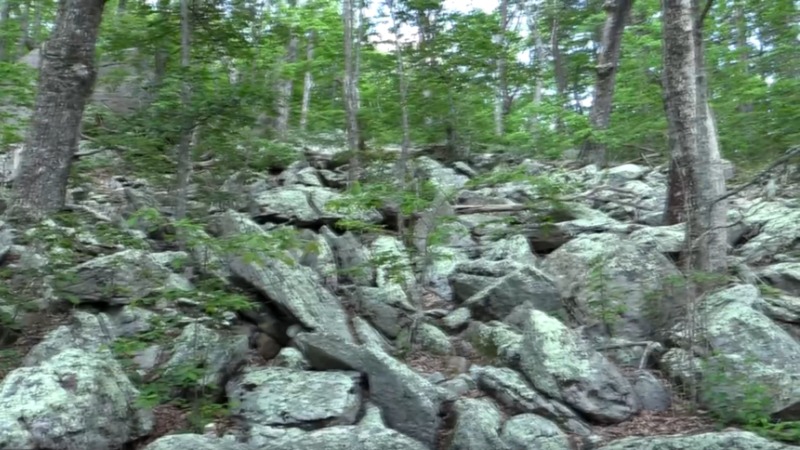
666, 285, 800, 421
500, 414, 573, 450
447, 398, 506, 450
596, 431, 799, 449
354, 284, 416, 339
542, 233, 683, 341
162, 323, 249, 392
250, 185, 381, 225
737, 201, 800, 264
293, 332, 444, 447
519, 309, 639, 423
461, 265, 562, 321
758, 263, 800, 296
57, 249, 193, 305
226, 367, 362, 428
0, 349, 153, 449
212, 211, 353, 341
143, 434, 251, 450
473, 366, 592, 437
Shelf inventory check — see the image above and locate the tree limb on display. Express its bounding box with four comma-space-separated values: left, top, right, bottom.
698, 0, 714, 27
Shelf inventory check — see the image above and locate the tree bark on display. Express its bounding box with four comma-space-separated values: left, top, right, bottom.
299, 31, 314, 133
525, 0, 546, 134
342, 0, 360, 182
690, 0, 727, 274
174, 0, 192, 221
579, 0, 634, 167
387, 0, 410, 178
275, 2, 298, 141
17, 0, 30, 56
550, 14, 568, 132
662, 0, 727, 275
494, 0, 509, 137
7, 0, 106, 223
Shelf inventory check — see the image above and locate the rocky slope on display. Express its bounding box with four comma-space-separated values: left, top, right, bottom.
1, 142, 800, 450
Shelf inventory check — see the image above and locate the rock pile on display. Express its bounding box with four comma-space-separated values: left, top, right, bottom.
1, 142, 799, 450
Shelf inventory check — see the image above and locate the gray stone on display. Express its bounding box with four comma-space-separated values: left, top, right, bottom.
448, 398, 507, 450
226, 367, 362, 428
500, 414, 572, 450
0, 349, 153, 450
519, 309, 639, 424
212, 211, 353, 341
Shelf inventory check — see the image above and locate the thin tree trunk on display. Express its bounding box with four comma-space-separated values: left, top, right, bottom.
17, 0, 30, 56
662, 0, 698, 236
579, 0, 634, 167
387, 0, 410, 175
275, 31, 298, 141
7, 0, 106, 223
662, 0, 726, 276
550, 15, 568, 132
275, 0, 299, 141
174, 0, 193, 221
526, 0, 545, 134
494, 0, 509, 137
342, 0, 360, 182
690, 0, 727, 274
299, 31, 315, 133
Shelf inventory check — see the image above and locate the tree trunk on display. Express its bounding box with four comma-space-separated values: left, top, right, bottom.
525, 0, 546, 134
275, 0, 298, 141
17, 0, 30, 56
7, 0, 106, 223
579, 0, 634, 167
342, 0, 360, 182
662, 0, 727, 275
275, 32, 298, 141
494, 0, 509, 137
174, 0, 192, 221
299, 31, 314, 133
550, 15, 568, 132
388, 0, 410, 179
690, 0, 727, 274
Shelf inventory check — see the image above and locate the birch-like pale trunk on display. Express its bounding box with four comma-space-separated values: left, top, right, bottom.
275, 0, 299, 141
387, 0, 410, 178
299, 31, 315, 133
342, 0, 360, 182
690, 0, 727, 274
275, 32, 298, 140
579, 0, 634, 167
7, 0, 106, 222
662, 0, 727, 276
